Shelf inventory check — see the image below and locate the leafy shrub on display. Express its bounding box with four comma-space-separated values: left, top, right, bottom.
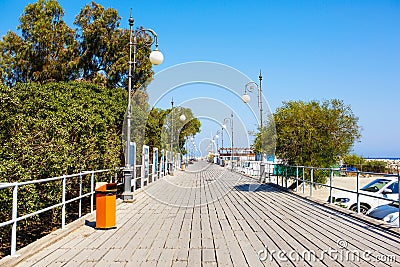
0, 81, 127, 256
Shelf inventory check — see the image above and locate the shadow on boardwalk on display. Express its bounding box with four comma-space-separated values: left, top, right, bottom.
234, 183, 277, 192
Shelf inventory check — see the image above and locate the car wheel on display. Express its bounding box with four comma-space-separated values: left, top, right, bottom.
350, 204, 370, 214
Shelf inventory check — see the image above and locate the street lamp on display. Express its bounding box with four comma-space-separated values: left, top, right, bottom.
169, 98, 174, 175
213, 131, 222, 165
214, 131, 220, 152
223, 113, 234, 171
242, 70, 266, 182
122, 10, 164, 201
179, 113, 186, 170
242, 70, 263, 129
168, 99, 188, 173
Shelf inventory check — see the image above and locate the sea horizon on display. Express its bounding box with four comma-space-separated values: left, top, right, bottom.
365, 157, 400, 161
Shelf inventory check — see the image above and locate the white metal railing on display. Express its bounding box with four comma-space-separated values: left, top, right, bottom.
235, 161, 400, 228
0, 168, 121, 256
0, 159, 172, 258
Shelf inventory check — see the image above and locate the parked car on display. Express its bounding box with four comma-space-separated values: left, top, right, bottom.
366, 202, 399, 227
329, 177, 399, 214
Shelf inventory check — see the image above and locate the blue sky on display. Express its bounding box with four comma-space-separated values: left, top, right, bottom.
1, 0, 399, 158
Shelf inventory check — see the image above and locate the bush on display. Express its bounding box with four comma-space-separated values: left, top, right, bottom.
0, 81, 127, 256
362, 160, 387, 173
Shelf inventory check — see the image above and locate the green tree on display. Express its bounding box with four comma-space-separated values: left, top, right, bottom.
342, 155, 387, 173
145, 108, 168, 149
342, 154, 365, 167
74, 1, 154, 89
0, 0, 79, 86
146, 107, 201, 154
363, 160, 387, 173
251, 114, 277, 156
274, 99, 361, 183
0, 0, 154, 90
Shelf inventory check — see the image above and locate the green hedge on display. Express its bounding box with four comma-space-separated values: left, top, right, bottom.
0, 81, 127, 181
0, 82, 127, 256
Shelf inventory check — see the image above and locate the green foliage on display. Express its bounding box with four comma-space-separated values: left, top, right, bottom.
0, 1, 159, 255
74, 2, 153, 89
0, 0, 154, 90
0, 0, 79, 85
362, 160, 387, 173
252, 115, 276, 155
342, 154, 365, 166
274, 99, 361, 183
145, 108, 168, 149
342, 155, 387, 173
0, 82, 126, 234
0, 81, 126, 181
146, 107, 201, 154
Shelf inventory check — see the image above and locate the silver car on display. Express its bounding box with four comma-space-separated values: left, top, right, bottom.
366, 202, 399, 227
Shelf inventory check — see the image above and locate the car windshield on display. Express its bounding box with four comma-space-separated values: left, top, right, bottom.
361, 179, 392, 192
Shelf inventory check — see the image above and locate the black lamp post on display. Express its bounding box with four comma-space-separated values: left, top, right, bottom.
242, 70, 266, 182
122, 10, 164, 201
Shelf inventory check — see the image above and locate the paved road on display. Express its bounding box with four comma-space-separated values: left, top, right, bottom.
1, 161, 399, 266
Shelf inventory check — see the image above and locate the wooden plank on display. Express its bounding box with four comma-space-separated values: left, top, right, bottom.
5, 162, 400, 267
188, 248, 201, 266
253, 189, 396, 266
229, 184, 345, 267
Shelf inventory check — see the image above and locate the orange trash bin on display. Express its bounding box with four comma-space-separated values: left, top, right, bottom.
95, 183, 117, 229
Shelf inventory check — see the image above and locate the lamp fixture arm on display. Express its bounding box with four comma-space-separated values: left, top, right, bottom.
133, 28, 159, 48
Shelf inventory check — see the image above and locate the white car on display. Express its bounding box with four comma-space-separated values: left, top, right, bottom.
366, 202, 399, 227
329, 177, 399, 214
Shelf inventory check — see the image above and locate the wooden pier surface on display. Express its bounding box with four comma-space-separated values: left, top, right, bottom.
1, 161, 399, 266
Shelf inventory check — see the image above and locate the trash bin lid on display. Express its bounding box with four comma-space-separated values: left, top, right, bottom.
96, 183, 117, 192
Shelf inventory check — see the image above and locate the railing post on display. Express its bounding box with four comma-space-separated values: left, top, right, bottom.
397, 174, 400, 228
62, 175, 66, 228
11, 184, 18, 256
302, 166, 305, 194
79, 173, 82, 218
268, 163, 271, 183
152, 163, 155, 183
310, 168, 313, 197
90, 172, 94, 213
141, 165, 144, 188
260, 162, 265, 183
276, 164, 279, 185
133, 166, 137, 191
296, 166, 299, 192
329, 169, 333, 204
285, 165, 288, 188
356, 171, 360, 213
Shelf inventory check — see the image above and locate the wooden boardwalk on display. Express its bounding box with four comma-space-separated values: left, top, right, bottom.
1, 161, 399, 266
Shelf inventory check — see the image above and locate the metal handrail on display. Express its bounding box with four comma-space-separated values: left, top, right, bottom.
262, 163, 400, 227
0, 169, 116, 256
0, 160, 170, 257
235, 161, 400, 228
